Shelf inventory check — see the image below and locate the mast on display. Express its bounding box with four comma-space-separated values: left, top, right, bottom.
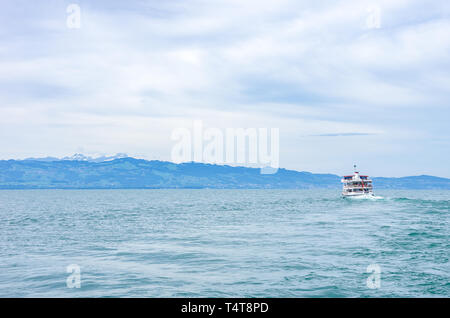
354, 164, 364, 190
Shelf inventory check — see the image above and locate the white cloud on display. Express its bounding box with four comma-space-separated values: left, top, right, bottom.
0, 0, 449, 176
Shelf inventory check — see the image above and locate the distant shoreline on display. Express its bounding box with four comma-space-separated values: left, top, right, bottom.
1, 188, 450, 191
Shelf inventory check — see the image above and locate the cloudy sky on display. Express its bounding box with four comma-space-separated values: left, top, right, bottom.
0, 0, 449, 177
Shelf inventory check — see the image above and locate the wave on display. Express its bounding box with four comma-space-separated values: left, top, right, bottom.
390, 197, 450, 205
342, 195, 449, 207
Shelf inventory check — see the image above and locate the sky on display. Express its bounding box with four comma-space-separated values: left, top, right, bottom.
0, 0, 449, 177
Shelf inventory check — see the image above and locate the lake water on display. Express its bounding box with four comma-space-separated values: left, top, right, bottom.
0, 189, 448, 297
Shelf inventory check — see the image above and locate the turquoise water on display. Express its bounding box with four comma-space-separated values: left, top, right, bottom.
0, 189, 448, 297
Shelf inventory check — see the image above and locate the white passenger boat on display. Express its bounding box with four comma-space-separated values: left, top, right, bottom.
342, 165, 374, 197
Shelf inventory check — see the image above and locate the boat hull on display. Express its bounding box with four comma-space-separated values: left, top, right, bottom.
342, 192, 374, 198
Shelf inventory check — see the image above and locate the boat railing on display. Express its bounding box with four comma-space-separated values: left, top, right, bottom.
343, 185, 373, 189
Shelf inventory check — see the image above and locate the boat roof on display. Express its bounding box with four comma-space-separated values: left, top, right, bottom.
343, 175, 371, 181
343, 175, 369, 177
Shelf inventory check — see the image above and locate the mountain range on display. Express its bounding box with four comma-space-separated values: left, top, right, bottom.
0, 155, 449, 189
